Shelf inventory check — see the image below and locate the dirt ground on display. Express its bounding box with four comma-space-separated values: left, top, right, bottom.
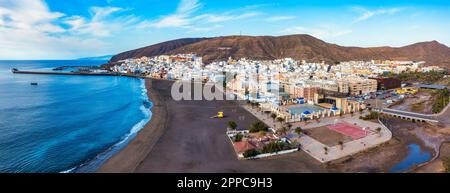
305, 126, 352, 147
390, 90, 435, 114
327, 138, 407, 172
415, 143, 450, 173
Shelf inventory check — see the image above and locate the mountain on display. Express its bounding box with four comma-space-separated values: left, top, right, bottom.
77, 55, 113, 61
108, 34, 450, 69
109, 38, 209, 63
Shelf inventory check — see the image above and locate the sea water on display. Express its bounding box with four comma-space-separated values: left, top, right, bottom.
0, 60, 152, 173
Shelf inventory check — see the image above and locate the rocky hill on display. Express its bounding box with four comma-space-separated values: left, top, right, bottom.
108, 34, 450, 68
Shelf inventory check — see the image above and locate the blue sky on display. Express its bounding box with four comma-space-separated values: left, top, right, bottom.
0, 0, 449, 59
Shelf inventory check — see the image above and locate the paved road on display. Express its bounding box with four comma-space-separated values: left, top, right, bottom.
379, 102, 450, 124
436, 104, 450, 125
381, 108, 437, 121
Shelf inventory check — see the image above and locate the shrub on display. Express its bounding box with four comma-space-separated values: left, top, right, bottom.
270, 113, 277, 120
295, 127, 303, 135
227, 121, 238, 130
361, 111, 380, 120
262, 141, 287, 153
234, 133, 243, 142
432, 89, 449, 113
249, 121, 269, 133
243, 149, 260, 158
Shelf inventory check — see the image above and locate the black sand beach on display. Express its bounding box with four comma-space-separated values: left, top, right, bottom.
100, 79, 418, 173
100, 79, 325, 172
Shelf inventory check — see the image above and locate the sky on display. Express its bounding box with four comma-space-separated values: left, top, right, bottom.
0, 0, 449, 59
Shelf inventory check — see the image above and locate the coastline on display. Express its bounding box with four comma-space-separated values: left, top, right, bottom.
98, 78, 168, 172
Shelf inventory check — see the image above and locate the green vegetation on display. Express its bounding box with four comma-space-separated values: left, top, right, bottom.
432, 89, 449, 113
295, 127, 303, 135
376, 127, 382, 137
262, 141, 287, 154
243, 149, 261, 158
382, 71, 446, 84
249, 121, 269, 133
360, 111, 380, 120
338, 141, 344, 150
270, 113, 277, 121
234, 133, 243, 142
227, 121, 237, 130
276, 117, 285, 123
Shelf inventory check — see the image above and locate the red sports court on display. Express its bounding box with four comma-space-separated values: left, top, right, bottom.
327, 123, 368, 140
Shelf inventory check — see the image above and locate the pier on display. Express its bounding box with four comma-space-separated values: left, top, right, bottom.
12, 69, 120, 77
11, 69, 150, 80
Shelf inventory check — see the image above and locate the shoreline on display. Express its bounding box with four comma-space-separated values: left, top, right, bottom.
98, 78, 168, 172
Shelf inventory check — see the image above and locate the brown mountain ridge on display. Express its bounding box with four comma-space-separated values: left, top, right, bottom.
109, 34, 450, 68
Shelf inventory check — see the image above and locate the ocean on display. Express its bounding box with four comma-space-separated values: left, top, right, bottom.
0, 60, 152, 173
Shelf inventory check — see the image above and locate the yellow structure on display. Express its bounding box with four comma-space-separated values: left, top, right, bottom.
396, 87, 418, 94
210, 112, 224, 118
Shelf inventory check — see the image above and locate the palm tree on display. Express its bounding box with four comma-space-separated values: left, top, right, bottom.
270, 113, 277, 122
286, 123, 293, 130
376, 127, 382, 137
338, 141, 344, 150
264, 111, 271, 118
255, 102, 261, 111
323, 147, 328, 155
295, 127, 303, 136
227, 121, 237, 130
276, 117, 285, 128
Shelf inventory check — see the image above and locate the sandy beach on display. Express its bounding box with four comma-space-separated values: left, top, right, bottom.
99, 79, 416, 173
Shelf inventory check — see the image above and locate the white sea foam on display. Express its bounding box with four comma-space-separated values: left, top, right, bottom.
60, 167, 76, 173
59, 78, 153, 173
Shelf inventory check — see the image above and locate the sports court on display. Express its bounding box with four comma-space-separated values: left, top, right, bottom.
327, 123, 369, 140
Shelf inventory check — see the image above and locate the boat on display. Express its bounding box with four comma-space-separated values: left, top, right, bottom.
30, 82, 38, 86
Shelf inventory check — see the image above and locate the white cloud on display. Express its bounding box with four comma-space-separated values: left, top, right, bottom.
141, 0, 201, 28
63, 6, 135, 37
281, 25, 352, 39
265, 16, 296, 22
0, 0, 130, 59
140, 0, 260, 30
353, 7, 405, 24
195, 12, 261, 23
0, 0, 65, 33
176, 0, 202, 15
